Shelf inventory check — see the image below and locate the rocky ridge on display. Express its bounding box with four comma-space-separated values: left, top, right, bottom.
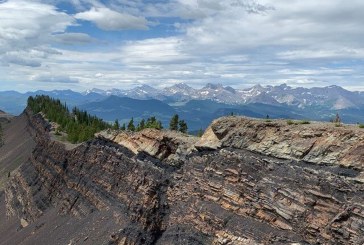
96, 128, 198, 164
85, 83, 364, 110
1, 112, 364, 244
197, 117, 364, 170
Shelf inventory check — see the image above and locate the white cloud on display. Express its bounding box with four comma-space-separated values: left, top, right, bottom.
120, 37, 193, 64
277, 48, 364, 60
2, 0, 364, 91
0, 0, 74, 65
75, 7, 148, 30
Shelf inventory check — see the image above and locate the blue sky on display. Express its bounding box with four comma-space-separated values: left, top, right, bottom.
1, 0, 364, 92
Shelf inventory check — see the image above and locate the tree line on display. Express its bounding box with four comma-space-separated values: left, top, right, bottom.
116, 114, 188, 134
28, 95, 111, 143
28, 95, 190, 143
113, 116, 163, 132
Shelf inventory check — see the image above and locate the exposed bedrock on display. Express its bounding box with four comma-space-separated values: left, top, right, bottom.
3, 113, 364, 244
196, 117, 364, 170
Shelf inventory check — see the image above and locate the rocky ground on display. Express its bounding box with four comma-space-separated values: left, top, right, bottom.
0, 112, 364, 244
0, 112, 34, 190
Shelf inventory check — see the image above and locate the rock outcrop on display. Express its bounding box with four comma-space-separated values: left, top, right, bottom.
97, 128, 198, 164
1, 113, 364, 244
197, 116, 364, 170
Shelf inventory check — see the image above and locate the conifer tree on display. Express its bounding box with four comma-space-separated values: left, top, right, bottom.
113, 119, 120, 130
178, 120, 188, 134
137, 119, 145, 131
169, 114, 179, 131
127, 118, 135, 132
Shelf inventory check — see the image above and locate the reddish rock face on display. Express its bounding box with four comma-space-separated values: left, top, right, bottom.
2, 113, 364, 244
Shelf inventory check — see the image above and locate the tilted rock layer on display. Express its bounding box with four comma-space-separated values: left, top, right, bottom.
97, 128, 198, 163
2, 113, 364, 244
197, 117, 364, 170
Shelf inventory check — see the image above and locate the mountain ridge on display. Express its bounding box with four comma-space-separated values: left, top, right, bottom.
83, 83, 364, 109
1, 108, 364, 244
1, 83, 364, 131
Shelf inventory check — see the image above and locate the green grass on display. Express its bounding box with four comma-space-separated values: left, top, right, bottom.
298, 120, 311, 124
359, 124, 364, 128
286, 119, 310, 125
286, 120, 294, 125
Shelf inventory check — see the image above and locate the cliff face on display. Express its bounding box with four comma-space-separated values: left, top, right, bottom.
197, 117, 364, 170
2, 113, 364, 244
97, 128, 198, 164
0, 111, 35, 190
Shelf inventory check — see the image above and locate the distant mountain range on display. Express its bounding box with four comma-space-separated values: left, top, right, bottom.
84, 83, 364, 110
1, 83, 364, 131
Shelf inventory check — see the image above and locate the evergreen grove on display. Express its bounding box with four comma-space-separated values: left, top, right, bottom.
27, 95, 190, 143
28, 95, 111, 143
122, 116, 163, 132
169, 114, 188, 133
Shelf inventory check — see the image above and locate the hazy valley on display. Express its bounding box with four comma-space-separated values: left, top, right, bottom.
1, 83, 364, 132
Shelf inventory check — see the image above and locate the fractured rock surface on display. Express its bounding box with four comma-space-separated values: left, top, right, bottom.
1, 113, 364, 244
199, 116, 364, 170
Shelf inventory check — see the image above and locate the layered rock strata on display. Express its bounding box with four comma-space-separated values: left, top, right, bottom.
197, 117, 364, 170
2, 113, 364, 244
97, 128, 198, 163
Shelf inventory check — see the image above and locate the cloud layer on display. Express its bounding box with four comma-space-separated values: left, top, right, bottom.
1, 0, 364, 91
75, 7, 148, 30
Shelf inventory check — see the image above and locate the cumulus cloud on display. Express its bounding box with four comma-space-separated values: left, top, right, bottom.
0, 0, 74, 66
75, 7, 148, 30
2, 0, 364, 91
1, 48, 62, 67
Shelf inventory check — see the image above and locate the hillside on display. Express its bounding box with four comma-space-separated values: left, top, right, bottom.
0, 110, 364, 244
79, 96, 176, 126
0, 111, 34, 190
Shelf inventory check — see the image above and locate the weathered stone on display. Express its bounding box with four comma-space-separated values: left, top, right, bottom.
201, 116, 364, 170
2, 112, 364, 244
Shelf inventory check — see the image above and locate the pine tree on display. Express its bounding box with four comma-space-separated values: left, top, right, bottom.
137, 119, 145, 131
120, 123, 126, 131
144, 116, 162, 130
178, 120, 188, 134
127, 118, 135, 132
156, 120, 163, 130
113, 119, 120, 130
169, 114, 179, 131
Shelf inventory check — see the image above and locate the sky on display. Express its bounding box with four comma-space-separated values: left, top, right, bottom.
1, 0, 364, 92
